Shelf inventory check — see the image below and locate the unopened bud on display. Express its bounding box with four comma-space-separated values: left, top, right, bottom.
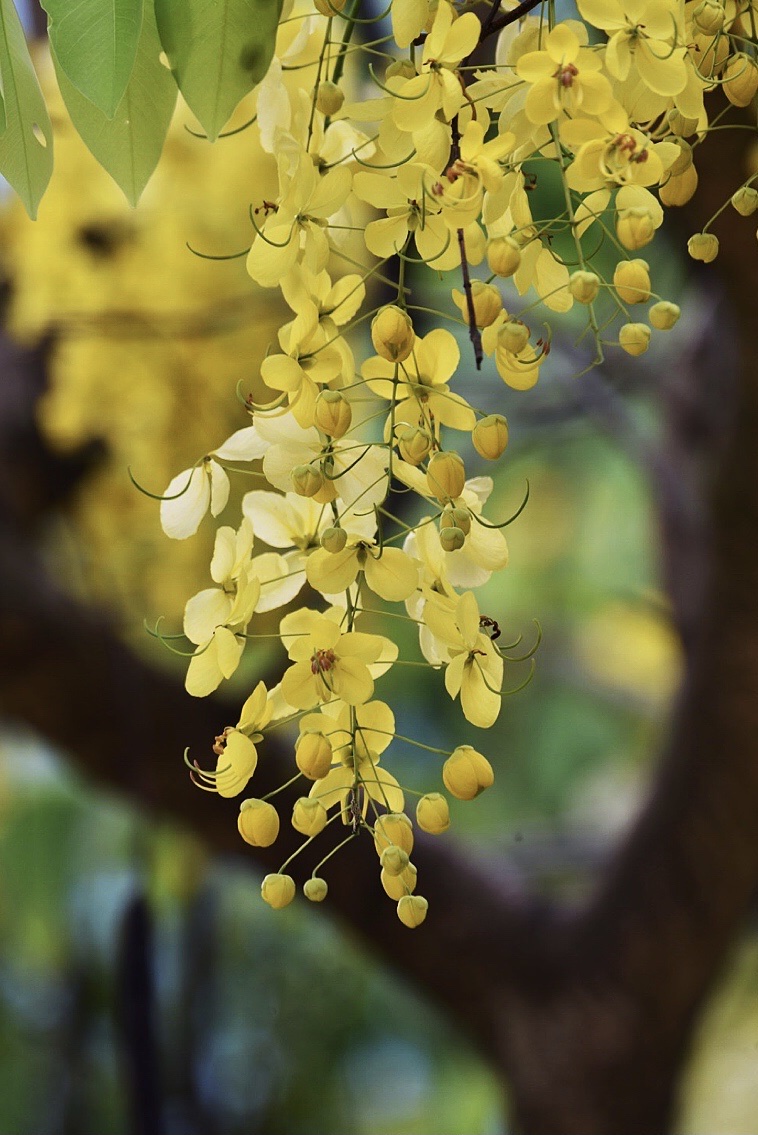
472, 413, 509, 459
238, 799, 280, 847
452, 280, 503, 328
666, 108, 698, 137
724, 53, 758, 107
668, 139, 693, 177
321, 525, 348, 553
687, 232, 719, 262
291, 463, 324, 497
314, 0, 345, 13
381, 845, 410, 876
292, 796, 328, 836
427, 451, 466, 502
649, 301, 680, 331
374, 812, 414, 856
440, 506, 471, 535
497, 319, 530, 355
371, 305, 415, 362
618, 322, 651, 356
398, 426, 432, 465
732, 186, 758, 216
659, 163, 698, 207
381, 862, 417, 899
261, 873, 296, 909
314, 389, 352, 438
416, 793, 450, 834
296, 731, 333, 779
385, 58, 416, 81
487, 236, 521, 277
304, 877, 328, 902
616, 207, 656, 250
613, 259, 651, 305
439, 526, 465, 552
442, 746, 494, 800
315, 80, 344, 117
397, 894, 428, 928
693, 0, 725, 34
569, 270, 600, 304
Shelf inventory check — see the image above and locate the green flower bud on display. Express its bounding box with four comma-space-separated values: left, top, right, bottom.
315, 80, 344, 117
238, 799, 280, 847
292, 796, 328, 836
374, 812, 414, 856
371, 305, 415, 362
649, 301, 681, 331
693, 0, 725, 32
486, 236, 521, 277
314, 390, 352, 438
291, 463, 324, 498
472, 414, 509, 460
304, 877, 329, 902
380, 845, 410, 876
397, 894, 428, 928
314, 0, 344, 13
687, 232, 719, 263
439, 526, 465, 552
618, 322, 651, 356
443, 746, 494, 800
613, 259, 651, 305
569, 270, 600, 304
296, 731, 333, 779
427, 451, 465, 503
261, 873, 296, 910
398, 426, 432, 466
497, 319, 530, 355
732, 186, 758, 216
440, 506, 471, 535
416, 793, 450, 834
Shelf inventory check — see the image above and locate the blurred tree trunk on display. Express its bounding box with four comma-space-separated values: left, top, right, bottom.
2, 108, 758, 1135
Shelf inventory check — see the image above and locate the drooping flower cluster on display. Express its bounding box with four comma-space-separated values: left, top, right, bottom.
151, 0, 758, 925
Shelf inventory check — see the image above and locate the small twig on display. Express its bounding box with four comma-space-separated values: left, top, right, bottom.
481, 0, 544, 41
480, 0, 503, 38
450, 116, 483, 369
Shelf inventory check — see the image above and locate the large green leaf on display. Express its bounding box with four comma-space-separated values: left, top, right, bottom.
40, 0, 144, 119
0, 0, 53, 218
155, 0, 282, 142
53, 3, 178, 206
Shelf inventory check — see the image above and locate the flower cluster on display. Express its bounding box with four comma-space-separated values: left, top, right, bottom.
152, 0, 758, 924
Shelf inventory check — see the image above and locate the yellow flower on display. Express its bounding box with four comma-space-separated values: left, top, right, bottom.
306, 538, 419, 602
516, 24, 614, 125
353, 162, 460, 270
577, 0, 687, 96
392, 4, 480, 132
423, 591, 504, 727
307, 701, 404, 820
279, 609, 397, 708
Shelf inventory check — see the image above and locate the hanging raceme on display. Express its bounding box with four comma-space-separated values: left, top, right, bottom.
143, 0, 758, 926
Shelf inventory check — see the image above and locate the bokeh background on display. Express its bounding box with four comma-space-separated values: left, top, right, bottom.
0, 8, 757, 1134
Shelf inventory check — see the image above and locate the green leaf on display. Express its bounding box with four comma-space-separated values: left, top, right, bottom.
0, 0, 53, 219
40, 0, 144, 119
155, 0, 282, 142
53, 3, 178, 207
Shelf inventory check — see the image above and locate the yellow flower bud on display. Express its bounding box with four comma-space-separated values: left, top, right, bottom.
314, 0, 344, 13
732, 186, 758, 216
296, 731, 333, 779
693, 0, 725, 34
385, 59, 416, 81
724, 53, 758, 107
427, 451, 465, 503
616, 207, 656, 250
613, 259, 651, 305
320, 525, 348, 553
304, 877, 328, 902
371, 305, 415, 362
291, 463, 324, 498
416, 793, 450, 834
397, 894, 428, 928
315, 80, 344, 117
668, 140, 693, 177
452, 281, 503, 328
440, 506, 471, 535
472, 414, 509, 460
487, 236, 521, 277
497, 319, 530, 355
374, 812, 414, 856
618, 322, 651, 356
649, 301, 681, 331
688, 232, 719, 263
238, 799, 280, 847
439, 526, 465, 552
659, 163, 698, 207
381, 845, 410, 876
261, 873, 296, 910
398, 426, 432, 465
568, 270, 600, 304
666, 108, 698, 137
442, 746, 494, 800
381, 862, 417, 899
292, 796, 328, 836
314, 390, 352, 438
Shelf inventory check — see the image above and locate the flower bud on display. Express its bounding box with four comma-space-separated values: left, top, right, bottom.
649, 301, 680, 330
666, 108, 698, 137
397, 894, 428, 928
472, 413, 509, 459
613, 259, 651, 305
292, 796, 328, 836
568, 270, 600, 304
385, 58, 416, 81
314, 390, 352, 438
416, 793, 450, 834
398, 426, 432, 465
304, 877, 328, 902
291, 463, 324, 497
497, 319, 530, 355
381, 862, 417, 899
261, 873, 296, 909
724, 53, 758, 107
238, 799, 280, 847
321, 526, 347, 555
439, 525, 465, 552
374, 812, 414, 856
487, 236, 521, 277
314, 0, 344, 13
296, 731, 333, 779
452, 281, 503, 328
371, 305, 415, 362
732, 186, 758, 216
618, 322, 651, 356
659, 163, 698, 207
380, 845, 410, 876
315, 80, 344, 117
693, 0, 725, 34
668, 140, 693, 177
427, 451, 465, 502
441, 506, 471, 535
687, 232, 719, 263
442, 746, 494, 800
616, 207, 656, 250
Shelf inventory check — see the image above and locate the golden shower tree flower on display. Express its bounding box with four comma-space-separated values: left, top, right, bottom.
516, 24, 615, 126
423, 591, 504, 727
279, 609, 397, 709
